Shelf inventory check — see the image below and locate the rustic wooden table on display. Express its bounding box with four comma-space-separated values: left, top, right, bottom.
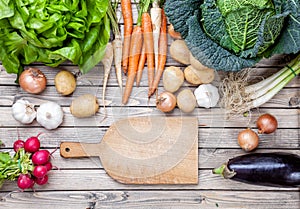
0, 2, 299, 209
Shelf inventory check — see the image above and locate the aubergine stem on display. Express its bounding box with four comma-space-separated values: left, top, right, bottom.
212, 163, 236, 179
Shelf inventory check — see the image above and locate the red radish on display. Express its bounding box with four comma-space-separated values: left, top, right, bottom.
32, 150, 50, 165
35, 175, 49, 185
13, 139, 25, 152
33, 165, 48, 178
44, 162, 53, 171
17, 174, 34, 190
24, 136, 41, 153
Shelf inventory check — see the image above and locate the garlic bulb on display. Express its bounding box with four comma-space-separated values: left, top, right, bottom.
194, 84, 220, 108
36, 101, 64, 130
12, 99, 36, 124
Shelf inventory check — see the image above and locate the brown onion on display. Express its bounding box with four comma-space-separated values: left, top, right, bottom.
256, 113, 278, 134
237, 129, 259, 152
19, 68, 47, 94
156, 91, 177, 113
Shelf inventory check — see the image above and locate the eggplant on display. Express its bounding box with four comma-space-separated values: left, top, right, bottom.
213, 152, 300, 187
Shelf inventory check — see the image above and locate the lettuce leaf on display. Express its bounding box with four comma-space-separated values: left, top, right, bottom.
0, 0, 110, 75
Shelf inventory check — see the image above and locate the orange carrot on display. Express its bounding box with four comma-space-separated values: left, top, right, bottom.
122, 26, 143, 104
136, 42, 147, 87
141, 12, 155, 96
149, 9, 168, 96
121, 0, 133, 74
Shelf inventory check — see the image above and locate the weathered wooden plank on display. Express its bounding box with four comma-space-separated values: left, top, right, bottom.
0, 107, 298, 128
1, 85, 298, 109
0, 84, 300, 108
0, 127, 299, 149
2, 147, 299, 171
0, 190, 299, 209
1, 60, 299, 88
1, 169, 299, 191
0, 84, 298, 109
50, 148, 300, 170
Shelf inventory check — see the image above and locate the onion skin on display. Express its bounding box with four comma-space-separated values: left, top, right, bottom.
256, 113, 278, 134
237, 129, 259, 152
156, 91, 177, 113
19, 68, 47, 94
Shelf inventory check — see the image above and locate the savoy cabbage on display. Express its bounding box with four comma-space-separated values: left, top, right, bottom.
165, 0, 300, 71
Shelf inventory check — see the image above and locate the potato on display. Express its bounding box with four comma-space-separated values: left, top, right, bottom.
163, 66, 184, 93
170, 40, 190, 65
177, 89, 197, 113
55, 70, 76, 95
184, 65, 215, 85
189, 53, 207, 71
70, 94, 99, 118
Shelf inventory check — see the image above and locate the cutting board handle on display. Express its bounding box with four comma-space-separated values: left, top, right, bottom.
60, 142, 103, 158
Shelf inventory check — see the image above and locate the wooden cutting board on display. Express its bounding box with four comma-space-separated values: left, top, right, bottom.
60, 116, 198, 184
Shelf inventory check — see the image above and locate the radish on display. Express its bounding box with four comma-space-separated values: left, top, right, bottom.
13, 139, 25, 152
17, 174, 34, 190
44, 162, 53, 171
24, 135, 41, 153
32, 150, 50, 165
33, 165, 48, 178
35, 175, 49, 185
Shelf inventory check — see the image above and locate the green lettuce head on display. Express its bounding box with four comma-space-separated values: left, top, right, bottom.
0, 0, 110, 75
165, 0, 300, 71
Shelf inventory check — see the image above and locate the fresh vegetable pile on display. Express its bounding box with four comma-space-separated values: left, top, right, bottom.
0, 134, 54, 190
165, 0, 300, 71
0, 0, 110, 75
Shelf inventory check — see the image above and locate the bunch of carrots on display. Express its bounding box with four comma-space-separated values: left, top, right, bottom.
121, 0, 168, 104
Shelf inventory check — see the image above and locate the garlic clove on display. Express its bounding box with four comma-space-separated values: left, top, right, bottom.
12, 99, 37, 124
194, 84, 220, 108
36, 101, 64, 130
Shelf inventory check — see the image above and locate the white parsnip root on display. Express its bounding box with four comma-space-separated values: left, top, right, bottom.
107, 0, 123, 92
112, 34, 123, 91
150, 0, 162, 72
101, 43, 114, 112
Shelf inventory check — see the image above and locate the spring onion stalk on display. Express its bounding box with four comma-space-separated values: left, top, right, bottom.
247, 54, 300, 108
220, 53, 300, 116
245, 55, 299, 99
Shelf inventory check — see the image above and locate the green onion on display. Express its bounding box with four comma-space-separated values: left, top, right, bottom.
247, 54, 300, 109
219, 53, 300, 116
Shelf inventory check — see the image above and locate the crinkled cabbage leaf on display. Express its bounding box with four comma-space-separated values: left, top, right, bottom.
165, 0, 300, 71
0, 0, 110, 75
